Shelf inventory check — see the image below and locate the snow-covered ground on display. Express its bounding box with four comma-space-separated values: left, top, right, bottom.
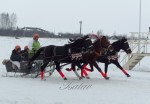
0, 36, 150, 104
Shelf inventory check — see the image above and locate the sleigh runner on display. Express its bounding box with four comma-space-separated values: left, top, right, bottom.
2, 59, 43, 77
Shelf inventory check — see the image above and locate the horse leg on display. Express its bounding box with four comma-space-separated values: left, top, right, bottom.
92, 61, 109, 80
40, 62, 49, 80
83, 63, 92, 72
89, 63, 94, 72
75, 62, 90, 79
113, 60, 130, 77
66, 63, 74, 71
55, 61, 67, 80
72, 63, 81, 80
104, 63, 109, 77
49, 61, 55, 76
80, 64, 86, 78
79, 63, 93, 78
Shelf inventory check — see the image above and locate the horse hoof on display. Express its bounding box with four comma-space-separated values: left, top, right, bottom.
49, 72, 52, 76
64, 77, 67, 80
126, 74, 131, 77
82, 76, 85, 78
77, 68, 80, 71
79, 77, 82, 80
86, 76, 90, 79
41, 78, 46, 81
65, 68, 70, 71
105, 77, 109, 80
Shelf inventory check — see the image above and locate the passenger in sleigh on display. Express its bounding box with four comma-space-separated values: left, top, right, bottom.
20, 45, 29, 61
10, 45, 25, 70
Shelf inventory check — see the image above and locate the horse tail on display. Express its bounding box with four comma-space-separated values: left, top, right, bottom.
29, 47, 45, 62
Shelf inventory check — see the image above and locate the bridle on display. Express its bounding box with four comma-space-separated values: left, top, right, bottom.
122, 40, 131, 52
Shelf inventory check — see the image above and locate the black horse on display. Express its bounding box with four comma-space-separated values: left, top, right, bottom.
28, 35, 94, 80
94, 37, 132, 77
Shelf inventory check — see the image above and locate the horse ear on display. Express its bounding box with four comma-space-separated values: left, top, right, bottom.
116, 37, 119, 40
120, 37, 127, 40
83, 35, 89, 39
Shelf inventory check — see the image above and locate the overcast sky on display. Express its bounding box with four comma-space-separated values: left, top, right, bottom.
0, 0, 150, 35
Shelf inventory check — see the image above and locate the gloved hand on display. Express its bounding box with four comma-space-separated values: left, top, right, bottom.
32, 48, 36, 51
32, 48, 36, 53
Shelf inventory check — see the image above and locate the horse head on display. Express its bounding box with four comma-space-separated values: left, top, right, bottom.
111, 37, 132, 54
120, 37, 132, 54
92, 36, 113, 56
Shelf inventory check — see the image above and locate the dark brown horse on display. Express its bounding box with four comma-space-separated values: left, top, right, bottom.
67, 35, 113, 79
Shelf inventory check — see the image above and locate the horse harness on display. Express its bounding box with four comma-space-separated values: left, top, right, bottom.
107, 55, 118, 62
42, 43, 93, 62
123, 40, 131, 51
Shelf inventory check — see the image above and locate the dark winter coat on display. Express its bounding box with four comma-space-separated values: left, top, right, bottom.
20, 50, 29, 61
10, 49, 24, 62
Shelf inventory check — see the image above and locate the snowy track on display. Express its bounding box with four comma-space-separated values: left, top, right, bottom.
0, 37, 150, 104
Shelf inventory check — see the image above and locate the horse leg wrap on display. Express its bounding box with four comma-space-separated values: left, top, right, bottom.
81, 69, 90, 79
122, 69, 127, 75
100, 71, 106, 78
82, 69, 88, 76
40, 71, 44, 80
85, 67, 91, 72
81, 70, 84, 77
81, 64, 88, 77
82, 64, 87, 69
82, 64, 92, 72
58, 71, 65, 78
122, 69, 130, 77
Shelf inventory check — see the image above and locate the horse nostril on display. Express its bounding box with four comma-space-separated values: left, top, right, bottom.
130, 51, 132, 53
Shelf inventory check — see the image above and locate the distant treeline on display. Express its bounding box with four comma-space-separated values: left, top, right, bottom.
0, 27, 83, 38
0, 12, 139, 40
0, 27, 129, 39
0, 28, 129, 39
0, 13, 83, 38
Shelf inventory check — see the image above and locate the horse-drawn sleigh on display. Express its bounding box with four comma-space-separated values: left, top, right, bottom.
2, 34, 131, 80
2, 59, 43, 78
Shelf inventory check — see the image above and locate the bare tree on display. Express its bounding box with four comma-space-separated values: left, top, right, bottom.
10, 13, 17, 30
0, 13, 6, 29
97, 29, 104, 36
0, 12, 17, 29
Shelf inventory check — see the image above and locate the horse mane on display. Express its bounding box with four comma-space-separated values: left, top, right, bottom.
68, 35, 90, 46
92, 35, 108, 45
89, 34, 102, 39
